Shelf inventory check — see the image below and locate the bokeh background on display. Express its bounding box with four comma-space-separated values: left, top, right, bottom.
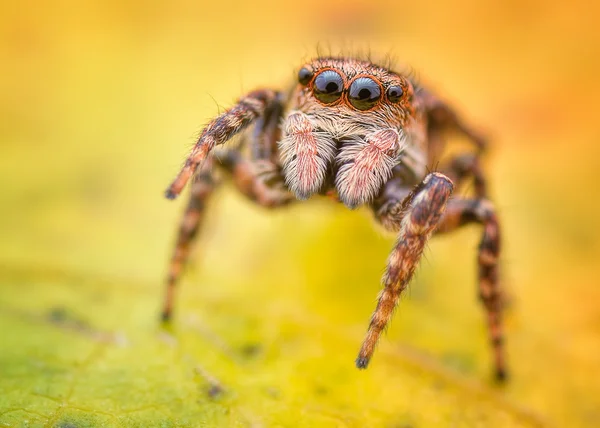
1, 0, 599, 426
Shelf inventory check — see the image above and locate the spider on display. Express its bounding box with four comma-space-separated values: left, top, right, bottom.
161, 57, 506, 381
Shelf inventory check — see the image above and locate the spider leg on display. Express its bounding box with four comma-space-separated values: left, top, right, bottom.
162, 158, 218, 321
371, 177, 411, 232
161, 155, 291, 322
418, 88, 488, 168
436, 198, 505, 381
162, 100, 291, 321
439, 152, 488, 198
422, 89, 488, 152
250, 92, 284, 162
165, 89, 280, 199
218, 151, 294, 208
421, 89, 489, 197
357, 172, 454, 369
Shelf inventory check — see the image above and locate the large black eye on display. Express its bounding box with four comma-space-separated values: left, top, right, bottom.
387, 85, 404, 103
298, 67, 313, 85
348, 77, 381, 110
313, 70, 343, 104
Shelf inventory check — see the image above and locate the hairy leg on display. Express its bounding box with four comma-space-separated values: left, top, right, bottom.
439, 152, 488, 198
218, 151, 294, 208
165, 89, 280, 199
436, 198, 505, 380
250, 92, 284, 162
162, 92, 288, 321
371, 177, 411, 232
162, 158, 218, 321
162, 152, 292, 321
357, 173, 454, 368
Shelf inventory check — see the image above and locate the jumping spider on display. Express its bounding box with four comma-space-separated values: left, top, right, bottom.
162, 57, 505, 381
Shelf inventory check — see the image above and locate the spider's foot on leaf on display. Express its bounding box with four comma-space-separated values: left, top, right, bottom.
164, 189, 178, 200
160, 310, 172, 323
355, 357, 370, 369
495, 367, 508, 383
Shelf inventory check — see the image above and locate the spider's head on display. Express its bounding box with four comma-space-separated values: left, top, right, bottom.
292, 57, 415, 130
280, 57, 421, 208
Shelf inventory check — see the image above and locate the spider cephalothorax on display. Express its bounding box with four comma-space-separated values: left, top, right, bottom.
162, 57, 506, 381
280, 58, 425, 208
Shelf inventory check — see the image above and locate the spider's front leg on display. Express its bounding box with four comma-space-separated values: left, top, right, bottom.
165, 89, 280, 199
357, 173, 454, 368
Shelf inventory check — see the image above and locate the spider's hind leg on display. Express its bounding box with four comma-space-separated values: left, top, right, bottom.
422, 89, 488, 153
162, 158, 218, 322
420, 88, 489, 178
436, 197, 505, 381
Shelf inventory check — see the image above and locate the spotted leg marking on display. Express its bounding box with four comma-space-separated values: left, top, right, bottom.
357, 173, 454, 368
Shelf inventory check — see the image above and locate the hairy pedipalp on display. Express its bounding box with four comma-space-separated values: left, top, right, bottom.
335, 129, 405, 208
279, 111, 336, 199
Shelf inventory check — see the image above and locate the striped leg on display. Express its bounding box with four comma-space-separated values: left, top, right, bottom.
162, 159, 217, 321
357, 173, 454, 368
165, 89, 280, 199
436, 198, 505, 380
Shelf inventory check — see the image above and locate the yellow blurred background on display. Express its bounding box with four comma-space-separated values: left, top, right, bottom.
1, 0, 599, 426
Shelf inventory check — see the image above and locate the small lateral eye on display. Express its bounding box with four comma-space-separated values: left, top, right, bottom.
298, 67, 313, 85
313, 70, 344, 104
387, 85, 404, 103
348, 77, 381, 110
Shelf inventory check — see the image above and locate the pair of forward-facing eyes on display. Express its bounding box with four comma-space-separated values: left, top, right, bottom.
298, 67, 405, 111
